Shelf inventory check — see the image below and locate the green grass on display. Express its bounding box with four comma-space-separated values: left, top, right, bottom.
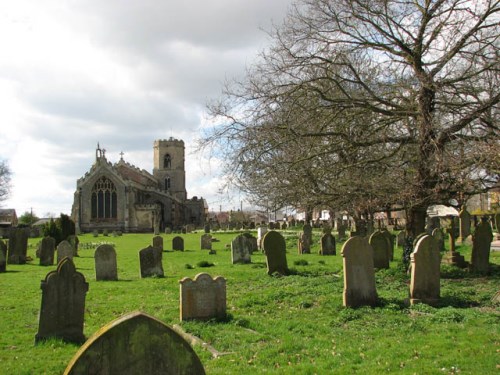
0, 230, 499, 374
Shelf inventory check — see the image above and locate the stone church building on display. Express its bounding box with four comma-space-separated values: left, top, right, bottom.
71, 138, 207, 233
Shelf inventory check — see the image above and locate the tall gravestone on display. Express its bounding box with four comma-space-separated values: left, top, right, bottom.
179, 273, 226, 321
368, 231, 390, 269
35, 257, 88, 344
64, 311, 205, 375
57, 240, 74, 264
0, 239, 7, 272
39, 236, 56, 266
470, 218, 493, 274
341, 236, 377, 307
410, 235, 440, 306
320, 233, 336, 255
231, 234, 252, 264
380, 229, 394, 261
139, 246, 164, 278
263, 231, 289, 275
7, 228, 28, 264
459, 207, 471, 242
152, 235, 164, 251
94, 244, 118, 281
172, 236, 184, 251
200, 234, 212, 250
298, 224, 312, 254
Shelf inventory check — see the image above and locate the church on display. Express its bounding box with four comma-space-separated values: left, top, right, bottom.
71, 138, 207, 233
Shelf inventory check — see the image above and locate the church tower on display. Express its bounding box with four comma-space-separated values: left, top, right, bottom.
153, 138, 187, 201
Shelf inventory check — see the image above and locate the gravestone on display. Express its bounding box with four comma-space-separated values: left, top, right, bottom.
204, 224, 211, 233
39, 236, 56, 266
380, 229, 394, 261
64, 311, 205, 375
0, 239, 6, 272
139, 246, 164, 278
369, 231, 390, 269
397, 231, 406, 247
172, 236, 184, 251
7, 228, 28, 264
432, 228, 445, 252
35, 257, 88, 344
337, 219, 346, 239
257, 226, 268, 250
341, 236, 377, 307
242, 232, 258, 253
94, 244, 118, 281
179, 273, 226, 321
231, 234, 252, 264
200, 234, 212, 250
57, 240, 74, 264
320, 233, 336, 255
281, 222, 287, 230
470, 218, 493, 274
165, 227, 172, 234
152, 235, 164, 251
298, 224, 312, 254
410, 235, 440, 306
459, 207, 471, 242
263, 231, 289, 275
67, 235, 79, 257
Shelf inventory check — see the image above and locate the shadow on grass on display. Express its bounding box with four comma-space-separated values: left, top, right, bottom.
2, 269, 21, 273
437, 294, 481, 308
441, 263, 500, 280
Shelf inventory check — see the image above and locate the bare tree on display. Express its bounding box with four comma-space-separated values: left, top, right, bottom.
0, 160, 12, 204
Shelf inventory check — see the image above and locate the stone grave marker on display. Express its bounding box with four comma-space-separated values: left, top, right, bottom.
139, 246, 164, 278
35, 257, 89, 344
152, 235, 164, 251
39, 236, 56, 266
179, 273, 226, 321
263, 230, 289, 275
341, 236, 377, 307
64, 311, 205, 375
57, 240, 74, 264
7, 228, 28, 264
281, 222, 287, 230
397, 231, 406, 247
410, 234, 440, 306
231, 234, 252, 264
432, 228, 445, 252
470, 218, 493, 274
67, 235, 79, 257
242, 232, 258, 253
94, 244, 118, 281
320, 233, 336, 255
200, 234, 212, 250
257, 226, 268, 250
337, 219, 346, 239
380, 229, 394, 261
165, 227, 172, 234
204, 224, 211, 233
368, 230, 390, 269
0, 239, 6, 272
298, 224, 312, 254
459, 206, 471, 242
172, 236, 184, 251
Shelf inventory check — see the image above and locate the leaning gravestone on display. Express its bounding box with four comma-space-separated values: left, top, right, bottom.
0, 239, 7, 272
369, 230, 390, 269
139, 246, 164, 278
341, 236, 377, 307
432, 228, 445, 252
64, 311, 205, 375
172, 236, 184, 251
152, 235, 164, 251
298, 224, 312, 254
470, 218, 493, 274
94, 244, 118, 281
231, 234, 252, 264
410, 235, 440, 306
263, 231, 289, 275
35, 257, 88, 344
179, 273, 226, 321
39, 236, 55, 266
200, 234, 212, 250
7, 228, 28, 264
57, 240, 74, 264
459, 207, 472, 242
320, 233, 336, 255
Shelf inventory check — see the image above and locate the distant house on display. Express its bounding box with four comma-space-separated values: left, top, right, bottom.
0, 209, 18, 227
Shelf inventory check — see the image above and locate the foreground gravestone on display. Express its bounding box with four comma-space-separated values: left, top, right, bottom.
231, 234, 252, 264
64, 311, 205, 375
152, 235, 164, 251
179, 273, 226, 321
39, 236, 55, 266
57, 240, 74, 264
172, 236, 184, 251
341, 236, 377, 308
263, 230, 289, 275
410, 235, 440, 306
320, 233, 336, 255
35, 257, 88, 344
94, 244, 118, 281
369, 231, 390, 269
470, 218, 493, 274
200, 234, 212, 250
298, 224, 312, 254
139, 246, 164, 278
7, 228, 28, 264
0, 239, 7, 272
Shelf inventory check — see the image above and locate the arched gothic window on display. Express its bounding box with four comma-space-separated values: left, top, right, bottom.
164, 154, 171, 168
165, 176, 171, 190
91, 176, 117, 219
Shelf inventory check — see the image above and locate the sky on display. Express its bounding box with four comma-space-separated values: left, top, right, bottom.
0, 0, 293, 218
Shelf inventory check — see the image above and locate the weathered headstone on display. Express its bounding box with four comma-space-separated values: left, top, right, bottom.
200, 234, 212, 250
320, 233, 336, 255
57, 240, 74, 264
152, 235, 164, 251
397, 231, 406, 247
35, 257, 88, 344
470, 218, 493, 274
369, 231, 390, 269
64, 311, 205, 375
39, 236, 56, 266
139, 246, 164, 278
67, 235, 79, 257
410, 234, 440, 306
94, 244, 118, 281
257, 226, 268, 250
432, 228, 445, 252
7, 228, 28, 264
172, 236, 184, 251
341, 236, 377, 307
231, 234, 252, 264
179, 273, 226, 321
242, 232, 258, 253
337, 219, 346, 239
165, 227, 172, 234
263, 231, 289, 275
380, 229, 394, 261
298, 224, 312, 254
204, 224, 211, 234
459, 207, 471, 242
0, 239, 7, 272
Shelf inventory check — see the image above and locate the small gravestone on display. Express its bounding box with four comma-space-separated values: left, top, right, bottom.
204, 224, 210, 233
242, 232, 258, 253
410, 235, 440, 306
337, 219, 346, 240
152, 235, 163, 251
281, 222, 287, 230
396, 231, 406, 247
470, 218, 493, 274
7, 228, 28, 264
298, 224, 312, 254
320, 233, 336, 255
369, 231, 390, 269
57, 240, 74, 264
257, 226, 268, 251
0, 239, 7, 272
432, 228, 445, 252
139, 246, 164, 278
231, 234, 252, 264
165, 227, 172, 234
459, 207, 471, 242
35, 258, 88, 344
263, 231, 289, 275
200, 234, 212, 250
380, 229, 394, 261
67, 235, 79, 257
179, 273, 226, 321
172, 236, 184, 251
39, 236, 55, 266
64, 311, 205, 375
341, 236, 377, 308
94, 244, 118, 281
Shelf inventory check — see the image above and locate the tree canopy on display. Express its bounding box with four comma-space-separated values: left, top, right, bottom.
0, 160, 12, 204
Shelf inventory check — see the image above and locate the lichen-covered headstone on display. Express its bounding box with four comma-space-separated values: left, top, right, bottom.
172, 236, 184, 251
410, 234, 440, 306
57, 240, 74, 264
0, 239, 7, 272
94, 244, 118, 281
298, 224, 312, 254
263, 230, 289, 275
35, 257, 88, 344
320, 233, 336, 255
470, 218, 493, 274
64, 311, 205, 375
7, 228, 28, 264
39, 236, 55, 266
341, 236, 377, 307
139, 246, 164, 278
231, 234, 252, 264
369, 230, 390, 269
179, 273, 226, 321
152, 235, 164, 251
200, 234, 212, 250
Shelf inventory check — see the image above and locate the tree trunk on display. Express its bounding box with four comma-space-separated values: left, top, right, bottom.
406, 205, 427, 238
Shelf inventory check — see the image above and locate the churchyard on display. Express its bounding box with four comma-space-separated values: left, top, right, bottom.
0, 228, 499, 374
